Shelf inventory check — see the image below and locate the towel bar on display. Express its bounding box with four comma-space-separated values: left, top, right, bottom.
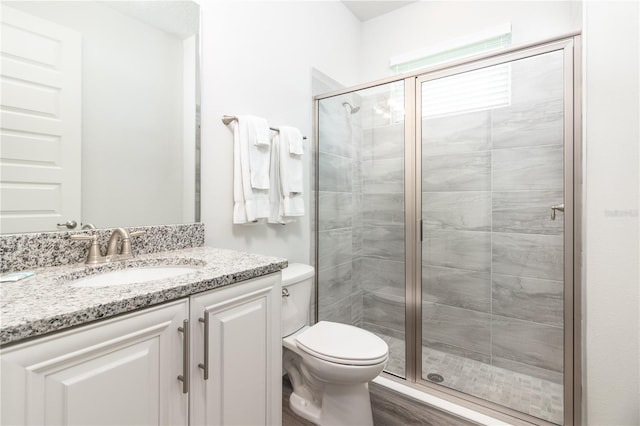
222, 115, 307, 140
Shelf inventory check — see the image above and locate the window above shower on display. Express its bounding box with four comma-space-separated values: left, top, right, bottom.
389, 24, 512, 74
390, 24, 513, 120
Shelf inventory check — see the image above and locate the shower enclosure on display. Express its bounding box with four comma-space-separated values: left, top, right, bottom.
315, 36, 580, 425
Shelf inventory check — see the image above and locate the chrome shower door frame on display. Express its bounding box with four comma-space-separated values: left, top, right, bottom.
313, 33, 582, 426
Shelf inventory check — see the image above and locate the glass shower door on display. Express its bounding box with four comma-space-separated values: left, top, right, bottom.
316, 81, 407, 378
419, 50, 568, 424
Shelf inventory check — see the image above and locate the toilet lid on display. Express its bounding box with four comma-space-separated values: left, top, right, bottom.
295, 321, 389, 366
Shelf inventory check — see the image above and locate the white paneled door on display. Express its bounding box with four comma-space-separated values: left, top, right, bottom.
0, 6, 81, 233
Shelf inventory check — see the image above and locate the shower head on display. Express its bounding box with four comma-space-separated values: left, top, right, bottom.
342, 101, 360, 114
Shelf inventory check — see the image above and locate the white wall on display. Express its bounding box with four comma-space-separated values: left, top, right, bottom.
198, 1, 361, 262
583, 1, 640, 424
360, 1, 582, 81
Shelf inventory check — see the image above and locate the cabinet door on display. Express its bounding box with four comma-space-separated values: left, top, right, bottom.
1, 300, 189, 425
190, 273, 282, 426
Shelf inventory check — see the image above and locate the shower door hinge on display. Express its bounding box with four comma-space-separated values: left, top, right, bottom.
419, 219, 423, 242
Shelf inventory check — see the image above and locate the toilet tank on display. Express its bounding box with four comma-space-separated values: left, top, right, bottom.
281, 263, 315, 337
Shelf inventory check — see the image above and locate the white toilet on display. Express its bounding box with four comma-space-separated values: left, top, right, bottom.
282, 263, 389, 426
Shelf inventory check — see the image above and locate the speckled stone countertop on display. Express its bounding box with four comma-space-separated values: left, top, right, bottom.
0, 247, 287, 346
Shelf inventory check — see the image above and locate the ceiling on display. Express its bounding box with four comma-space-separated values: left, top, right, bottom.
106, 1, 410, 31
101, 1, 200, 39
342, 1, 416, 22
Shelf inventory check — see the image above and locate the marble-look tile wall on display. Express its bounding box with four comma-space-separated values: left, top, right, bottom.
317, 95, 361, 326
422, 51, 565, 383
357, 87, 407, 377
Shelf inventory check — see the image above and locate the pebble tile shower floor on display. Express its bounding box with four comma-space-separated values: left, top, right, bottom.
381, 334, 564, 425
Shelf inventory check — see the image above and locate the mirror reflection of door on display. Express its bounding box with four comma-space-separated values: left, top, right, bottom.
0, 6, 81, 234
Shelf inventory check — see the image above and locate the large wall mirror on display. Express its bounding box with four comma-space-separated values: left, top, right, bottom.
0, 1, 200, 234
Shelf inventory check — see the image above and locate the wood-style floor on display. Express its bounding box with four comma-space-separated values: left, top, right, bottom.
282, 375, 475, 426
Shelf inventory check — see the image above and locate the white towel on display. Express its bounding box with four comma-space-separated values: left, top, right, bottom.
268, 134, 294, 224
232, 121, 270, 224
278, 126, 304, 217
279, 126, 304, 194
238, 115, 271, 190
287, 127, 304, 155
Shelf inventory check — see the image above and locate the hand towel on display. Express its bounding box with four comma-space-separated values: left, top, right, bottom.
232, 121, 270, 224
237, 115, 271, 190
268, 134, 294, 224
287, 127, 304, 155
279, 126, 304, 194
278, 126, 305, 217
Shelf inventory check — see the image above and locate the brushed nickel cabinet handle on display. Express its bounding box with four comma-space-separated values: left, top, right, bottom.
198, 314, 209, 380
177, 319, 190, 394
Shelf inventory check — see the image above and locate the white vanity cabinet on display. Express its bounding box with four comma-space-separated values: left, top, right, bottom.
0, 299, 190, 426
189, 273, 282, 426
1, 272, 282, 426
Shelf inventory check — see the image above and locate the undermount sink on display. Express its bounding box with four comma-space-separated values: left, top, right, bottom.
70, 265, 200, 288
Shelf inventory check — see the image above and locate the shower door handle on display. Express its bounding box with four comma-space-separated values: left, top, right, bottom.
551, 204, 565, 220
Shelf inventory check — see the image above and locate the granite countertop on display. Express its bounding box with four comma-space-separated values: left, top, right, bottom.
0, 247, 287, 346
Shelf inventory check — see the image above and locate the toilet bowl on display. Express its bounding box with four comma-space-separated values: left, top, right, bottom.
282, 264, 388, 426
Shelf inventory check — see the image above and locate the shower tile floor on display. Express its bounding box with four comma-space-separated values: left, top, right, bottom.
379, 334, 564, 425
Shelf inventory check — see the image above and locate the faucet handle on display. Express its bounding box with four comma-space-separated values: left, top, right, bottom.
120, 230, 145, 258
70, 234, 104, 264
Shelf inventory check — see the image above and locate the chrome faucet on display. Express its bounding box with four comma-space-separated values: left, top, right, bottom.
70, 228, 145, 265
106, 228, 145, 261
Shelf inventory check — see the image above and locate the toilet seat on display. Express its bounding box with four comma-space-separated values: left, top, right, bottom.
295, 321, 388, 366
